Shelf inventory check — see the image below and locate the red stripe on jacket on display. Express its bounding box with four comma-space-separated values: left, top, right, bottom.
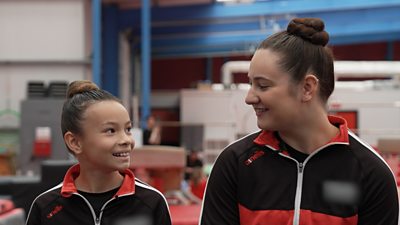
239, 204, 358, 225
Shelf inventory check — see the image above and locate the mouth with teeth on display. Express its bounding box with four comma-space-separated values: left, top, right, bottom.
254, 108, 268, 116
112, 152, 130, 157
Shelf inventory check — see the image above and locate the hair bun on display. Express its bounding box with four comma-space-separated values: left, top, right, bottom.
287, 18, 329, 46
66, 80, 99, 98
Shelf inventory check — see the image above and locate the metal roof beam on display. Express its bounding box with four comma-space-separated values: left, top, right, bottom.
149, 7, 400, 45
116, 0, 400, 57
119, 0, 400, 27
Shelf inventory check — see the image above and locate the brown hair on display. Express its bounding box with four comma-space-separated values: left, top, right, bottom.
61, 80, 120, 138
258, 18, 334, 103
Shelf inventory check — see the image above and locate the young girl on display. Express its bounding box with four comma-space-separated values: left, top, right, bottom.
26, 80, 171, 225
200, 18, 399, 225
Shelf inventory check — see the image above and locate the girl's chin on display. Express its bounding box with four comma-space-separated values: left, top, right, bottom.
115, 162, 131, 171
257, 120, 274, 131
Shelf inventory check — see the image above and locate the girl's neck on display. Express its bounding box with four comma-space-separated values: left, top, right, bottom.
75, 168, 124, 193
279, 114, 339, 155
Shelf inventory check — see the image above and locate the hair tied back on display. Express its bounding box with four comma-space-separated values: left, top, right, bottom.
287, 18, 329, 46
66, 80, 99, 98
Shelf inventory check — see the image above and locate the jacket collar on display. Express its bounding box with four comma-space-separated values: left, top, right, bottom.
61, 164, 136, 197
254, 115, 350, 150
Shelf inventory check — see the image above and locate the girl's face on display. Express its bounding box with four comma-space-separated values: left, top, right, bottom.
77, 100, 134, 172
245, 49, 303, 131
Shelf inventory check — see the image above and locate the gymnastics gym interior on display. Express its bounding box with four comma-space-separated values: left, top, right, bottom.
0, 0, 400, 224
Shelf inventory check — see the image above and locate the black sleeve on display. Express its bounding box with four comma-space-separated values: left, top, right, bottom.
357, 160, 399, 225
153, 196, 172, 225
200, 148, 240, 225
25, 200, 41, 225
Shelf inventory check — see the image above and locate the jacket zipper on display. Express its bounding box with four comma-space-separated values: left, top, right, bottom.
96, 198, 115, 225
276, 146, 327, 225
275, 153, 305, 225
298, 163, 303, 173
74, 193, 116, 225
293, 162, 304, 225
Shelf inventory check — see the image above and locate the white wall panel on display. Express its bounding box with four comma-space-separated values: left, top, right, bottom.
180, 89, 258, 146
0, 0, 88, 128
0, 0, 85, 61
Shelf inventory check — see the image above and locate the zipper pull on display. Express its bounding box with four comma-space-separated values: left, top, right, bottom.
298, 163, 304, 173
95, 217, 100, 224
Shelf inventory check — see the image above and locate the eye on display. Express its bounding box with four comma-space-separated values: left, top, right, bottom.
105, 128, 115, 134
258, 84, 270, 90
126, 127, 132, 134
249, 78, 271, 91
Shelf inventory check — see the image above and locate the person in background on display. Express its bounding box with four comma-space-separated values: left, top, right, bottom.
184, 150, 204, 181
200, 18, 399, 225
176, 150, 205, 205
26, 80, 171, 225
143, 115, 162, 145
188, 167, 207, 200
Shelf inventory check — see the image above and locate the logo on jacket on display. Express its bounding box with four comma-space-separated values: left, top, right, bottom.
244, 150, 265, 165
47, 205, 63, 219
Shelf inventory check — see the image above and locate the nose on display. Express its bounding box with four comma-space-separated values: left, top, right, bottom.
245, 87, 258, 105
120, 132, 135, 149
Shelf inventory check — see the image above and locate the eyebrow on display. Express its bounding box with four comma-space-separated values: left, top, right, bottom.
252, 76, 273, 82
102, 121, 133, 126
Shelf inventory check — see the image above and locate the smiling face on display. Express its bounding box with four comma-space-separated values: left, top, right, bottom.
245, 48, 303, 131
75, 100, 134, 173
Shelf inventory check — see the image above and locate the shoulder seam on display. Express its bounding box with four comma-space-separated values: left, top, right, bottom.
134, 178, 171, 214
348, 131, 397, 181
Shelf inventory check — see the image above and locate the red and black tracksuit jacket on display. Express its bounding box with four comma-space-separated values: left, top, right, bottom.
200, 116, 399, 225
26, 164, 171, 225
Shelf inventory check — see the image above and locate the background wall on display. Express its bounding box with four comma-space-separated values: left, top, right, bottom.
0, 0, 89, 128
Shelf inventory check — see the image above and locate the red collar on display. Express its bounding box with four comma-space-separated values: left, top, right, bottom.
254, 115, 350, 149
61, 164, 136, 197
